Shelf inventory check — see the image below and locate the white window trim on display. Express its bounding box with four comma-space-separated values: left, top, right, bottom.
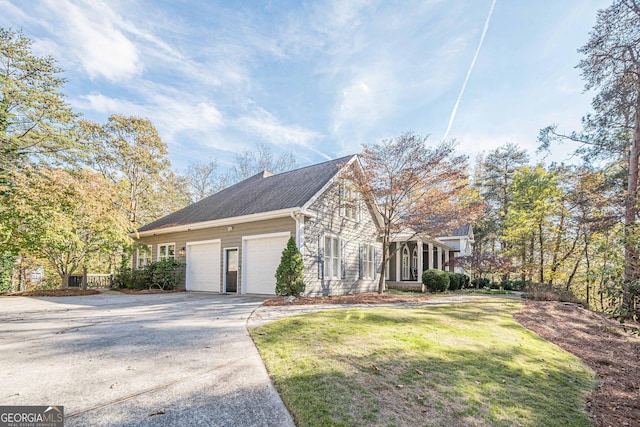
157, 242, 176, 261
323, 234, 341, 280
401, 245, 410, 281
339, 181, 360, 223
137, 245, 152, 269
363, 243, 375, 280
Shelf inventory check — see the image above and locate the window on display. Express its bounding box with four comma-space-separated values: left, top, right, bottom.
158, 243, 175, 261
137, 245, 152, 269
340, 182, 360, 221
412, 247, 418, 279
324, 235, 341, 279
362, 243, 375, 279
402, 245, 410, 280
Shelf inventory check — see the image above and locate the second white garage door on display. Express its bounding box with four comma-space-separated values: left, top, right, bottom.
187, 241, 221, 292
243, 233, 290, 295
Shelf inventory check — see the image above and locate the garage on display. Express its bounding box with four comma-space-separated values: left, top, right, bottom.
243, 232, 290, 295
187, 240, 221, 291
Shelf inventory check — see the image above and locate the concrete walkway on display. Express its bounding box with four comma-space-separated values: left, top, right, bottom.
0, 292, 295, 427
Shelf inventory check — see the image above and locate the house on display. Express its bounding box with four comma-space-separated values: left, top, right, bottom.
133, 155, 474, 295
436, 224, 474, 274
133, 155, 384, 296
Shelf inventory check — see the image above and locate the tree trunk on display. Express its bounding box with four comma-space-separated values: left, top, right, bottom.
82, 266, 88, 290
61, 273, 69, 288
378, 227, 390, 294
538, 223, 544, 284
623, 97, 640, 316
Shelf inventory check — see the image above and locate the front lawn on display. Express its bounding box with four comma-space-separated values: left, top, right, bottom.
251, 301, 596, 427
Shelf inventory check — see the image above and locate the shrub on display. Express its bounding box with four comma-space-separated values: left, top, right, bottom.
459, 274, 470, 288
275, 237, 305, 296
448, 273, 470, 291
525, 282, 584, 305
114, 259, 185, 290
422, 270, 450, 292
500, 280, 530, 291
471, 277, 490, 288
113, 268, 149, 289
146, 259, 185, 290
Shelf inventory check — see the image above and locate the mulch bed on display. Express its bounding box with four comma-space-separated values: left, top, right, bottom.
514, 301, 640, 427
0, 288, 101, 297
263, 291, 432, 306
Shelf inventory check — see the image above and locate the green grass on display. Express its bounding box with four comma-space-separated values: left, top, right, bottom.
251, 301, 597, 427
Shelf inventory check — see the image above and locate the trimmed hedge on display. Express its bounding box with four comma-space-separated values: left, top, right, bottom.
422, 270, 450, 292
448, 272, 470, 291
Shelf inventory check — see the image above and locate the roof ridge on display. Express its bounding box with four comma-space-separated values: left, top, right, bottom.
265, 154, 356, 178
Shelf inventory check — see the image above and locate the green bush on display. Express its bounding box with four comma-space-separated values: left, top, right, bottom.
499, 280, 531, 291
114, 259, 185, 290
422, 270, 450, 292
146, 259, 185, 290
113, 268, 149, 289
459, 273, 470, 288
471, 277, 490, 288
448, 273, 470, 291
275, 237, 305, 296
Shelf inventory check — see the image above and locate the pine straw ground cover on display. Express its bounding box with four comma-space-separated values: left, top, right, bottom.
514, 301, 640, 427
251, 301, 597, 427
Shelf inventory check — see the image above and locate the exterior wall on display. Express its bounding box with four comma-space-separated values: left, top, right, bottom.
301, 180, 382, 296
133, 216, 296, 292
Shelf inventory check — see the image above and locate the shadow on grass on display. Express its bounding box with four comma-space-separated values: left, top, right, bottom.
253, 303, 596, 427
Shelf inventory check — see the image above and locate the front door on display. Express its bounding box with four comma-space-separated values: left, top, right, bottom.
225, 249, 238, 293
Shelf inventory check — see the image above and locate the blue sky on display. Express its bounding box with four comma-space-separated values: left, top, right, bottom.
1, 0, 611, 171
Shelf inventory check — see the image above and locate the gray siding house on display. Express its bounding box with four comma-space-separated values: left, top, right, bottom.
133, 155, 384, 296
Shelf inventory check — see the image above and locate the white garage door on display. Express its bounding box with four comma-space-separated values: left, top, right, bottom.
244, 234, 290, 295
187, 241, 221, 292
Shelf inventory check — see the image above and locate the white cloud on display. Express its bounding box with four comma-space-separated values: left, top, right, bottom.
238, 108, 323, 150
75, 91, 224, 144
41, 0, 142, 81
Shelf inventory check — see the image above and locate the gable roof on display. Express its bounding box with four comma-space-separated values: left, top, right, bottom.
437, 223, 472, 238
138, 155, 355, 232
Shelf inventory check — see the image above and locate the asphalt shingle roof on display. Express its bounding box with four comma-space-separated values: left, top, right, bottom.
138, 155, 355, 232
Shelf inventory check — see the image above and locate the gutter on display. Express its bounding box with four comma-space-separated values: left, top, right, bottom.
132, 207, 316, 238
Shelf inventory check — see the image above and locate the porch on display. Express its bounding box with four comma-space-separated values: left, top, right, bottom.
385, 240, 456, 287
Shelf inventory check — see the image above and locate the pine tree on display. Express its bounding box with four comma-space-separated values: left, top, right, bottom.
275, 237, 305, 296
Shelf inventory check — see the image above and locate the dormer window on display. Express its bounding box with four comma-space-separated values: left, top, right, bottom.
340, 181, 360, 222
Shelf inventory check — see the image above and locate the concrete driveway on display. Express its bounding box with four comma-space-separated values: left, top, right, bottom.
0, 292, 295, 427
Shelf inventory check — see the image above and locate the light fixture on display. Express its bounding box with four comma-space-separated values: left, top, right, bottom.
227, 226, 233, 231
179, 247, 186, 256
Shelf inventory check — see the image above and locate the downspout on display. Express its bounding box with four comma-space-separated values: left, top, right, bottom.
290, 211, 304, 249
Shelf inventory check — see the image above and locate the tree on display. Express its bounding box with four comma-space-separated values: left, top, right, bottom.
347, 132, 482, 293
539, 0, 640, 316
275, 236, 305, 296
227, 143, 297, 183
184, 159, 228, 202
503, 167, 562, 283
80, 115, 189, 230
474, 143, 530, 254
2, 167, 130, 287
0, 28, 78, 172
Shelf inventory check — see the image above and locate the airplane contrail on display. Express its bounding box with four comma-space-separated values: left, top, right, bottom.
442, 0, 497, 142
